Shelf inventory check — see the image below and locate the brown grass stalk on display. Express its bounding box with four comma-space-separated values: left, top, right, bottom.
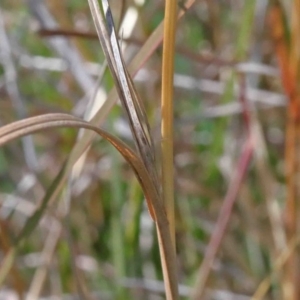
161, 0, 177, 250
269, 2, 300, 298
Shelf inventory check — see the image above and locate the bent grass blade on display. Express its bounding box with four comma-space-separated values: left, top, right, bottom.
28, 0, 196, 246
0, 1, 195, 295
0, 114, 176, 293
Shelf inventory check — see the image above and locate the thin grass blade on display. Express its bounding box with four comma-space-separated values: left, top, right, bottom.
0, 114, 172, 284
24, 0, 195, 243
88, 0, 159, 197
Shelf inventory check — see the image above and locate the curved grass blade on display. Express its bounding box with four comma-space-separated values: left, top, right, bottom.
87, 1, 181, 298
26, 0, 195, 243
0, 3, 196, 292
0, 114, 155, 220
0, 114, 176, 295
0, 2, 195, 293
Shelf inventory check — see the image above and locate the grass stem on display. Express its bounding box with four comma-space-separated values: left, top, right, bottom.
161, 0, 177, 250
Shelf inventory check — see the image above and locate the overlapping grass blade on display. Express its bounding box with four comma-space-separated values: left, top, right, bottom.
0, 2, 196, 296
87, 0, 159, 201
0, 113, 172, 285
21, 1, 195, 248
87, 1, 179, 298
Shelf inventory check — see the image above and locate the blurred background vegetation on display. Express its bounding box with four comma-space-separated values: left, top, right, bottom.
0, 0, 298, 299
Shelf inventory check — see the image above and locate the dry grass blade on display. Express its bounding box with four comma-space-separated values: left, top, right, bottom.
23, 1, 195, 249
88, 0, 159, 198
0, 114, 157, 221
161, 0, 177, 249
3, 1, 296, 298
269, 2, 300, 298
0, 2, 195, 294
103, 0, 159, 189
0, 113, 176, 297
87, 1, 178, 298
0, 113, 79, 138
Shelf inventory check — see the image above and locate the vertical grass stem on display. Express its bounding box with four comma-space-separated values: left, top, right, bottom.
161, 0, 177, 249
